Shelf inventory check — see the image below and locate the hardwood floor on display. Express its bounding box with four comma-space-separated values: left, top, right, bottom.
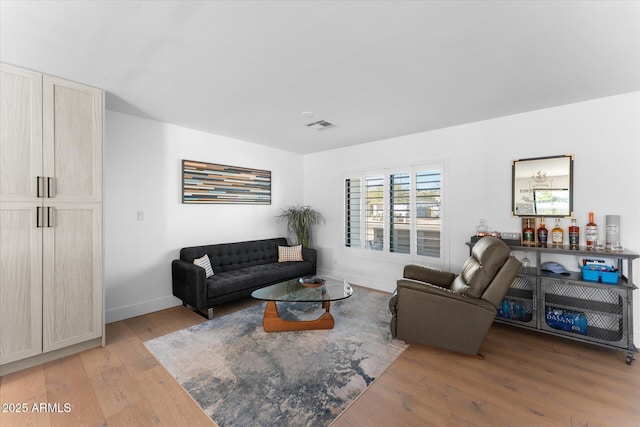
1, 299, 639, 427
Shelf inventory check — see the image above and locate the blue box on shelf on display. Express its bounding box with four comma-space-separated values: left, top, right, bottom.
581, 265, 619, 285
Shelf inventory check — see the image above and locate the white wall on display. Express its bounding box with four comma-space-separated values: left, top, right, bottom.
104, 93, 640, 344
104, 111, 304, 322
303, 92, 640, 343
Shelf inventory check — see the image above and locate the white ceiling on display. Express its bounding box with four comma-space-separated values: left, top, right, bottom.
1, 1, 639, 154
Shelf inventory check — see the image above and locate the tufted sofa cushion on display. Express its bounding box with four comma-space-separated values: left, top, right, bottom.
207, 262, 315, 298
180, 238, 287, 273
450, 236, 511, 297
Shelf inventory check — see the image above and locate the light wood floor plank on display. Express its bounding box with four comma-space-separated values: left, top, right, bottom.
80, 346, 142, 420
42, 354, 105, 427
0, 365, 52, 427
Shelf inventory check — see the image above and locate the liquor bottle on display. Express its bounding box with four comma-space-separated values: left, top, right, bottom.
552, 219, 564, 246
569, 218, 579, 249
585, 212, 597, 249
523, 218, 535, 246
537, 217, 548, 247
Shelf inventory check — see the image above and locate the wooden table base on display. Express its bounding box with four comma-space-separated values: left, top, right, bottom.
262, 300, 335, 332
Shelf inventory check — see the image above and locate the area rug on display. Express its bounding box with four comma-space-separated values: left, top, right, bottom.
144, 286, 408, 427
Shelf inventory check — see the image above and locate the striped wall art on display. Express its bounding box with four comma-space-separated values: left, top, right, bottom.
182, 160, 271, 204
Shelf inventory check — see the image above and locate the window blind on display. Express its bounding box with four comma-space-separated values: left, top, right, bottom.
416, 170, 441, 257
390, 173, 410, 254
365, 176, 384, 251
344, 178, 361, 247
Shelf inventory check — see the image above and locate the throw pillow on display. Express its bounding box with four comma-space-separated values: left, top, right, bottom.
278, 245, 303, 262
193, 254, 214, 278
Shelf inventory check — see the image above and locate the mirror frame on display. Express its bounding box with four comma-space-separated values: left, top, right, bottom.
512, 154, 574, 217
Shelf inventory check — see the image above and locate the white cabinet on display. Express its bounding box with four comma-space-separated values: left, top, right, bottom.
43, 75, 103, 202
42, 203, 102, 353
0, 65, 42, 202
0, 64, 103, 373
0, 203, 42, 363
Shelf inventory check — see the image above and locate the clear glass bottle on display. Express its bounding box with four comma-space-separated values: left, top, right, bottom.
476, 219, 489, 237
586, 212, 597, 249
569, 218, 580, 249
552, 218, 564, 246
537, 217, 548, 247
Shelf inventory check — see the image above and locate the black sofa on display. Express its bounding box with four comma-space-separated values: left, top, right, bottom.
172, 237, 317, 319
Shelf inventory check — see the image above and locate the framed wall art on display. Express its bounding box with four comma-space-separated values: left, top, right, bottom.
182, 160, 271, 204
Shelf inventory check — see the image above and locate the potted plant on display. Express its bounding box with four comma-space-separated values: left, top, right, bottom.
277, 204, 324, 248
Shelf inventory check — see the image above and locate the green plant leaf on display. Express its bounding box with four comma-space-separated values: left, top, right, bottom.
276, 204, 325, 247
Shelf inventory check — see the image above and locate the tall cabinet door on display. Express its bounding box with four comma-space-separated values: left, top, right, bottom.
0, 204, 43, 364
42, 203, 102, 352
43, 75, 102, 202
0, 64, 43, 202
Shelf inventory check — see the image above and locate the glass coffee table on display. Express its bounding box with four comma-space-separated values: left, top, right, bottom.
251, 277, 353, 332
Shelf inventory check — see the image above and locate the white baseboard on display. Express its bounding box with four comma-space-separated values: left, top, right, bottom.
316, 267, 395, 293
105, 295, 182, 324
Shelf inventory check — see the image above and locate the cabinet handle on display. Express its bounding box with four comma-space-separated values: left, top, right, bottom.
47, 177, 54, 198
37, 177, 44, 198
37, 207, 42, 228
47, 207, 54, 228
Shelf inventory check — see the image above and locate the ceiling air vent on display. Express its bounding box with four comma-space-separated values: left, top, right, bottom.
306, 120, 336, 130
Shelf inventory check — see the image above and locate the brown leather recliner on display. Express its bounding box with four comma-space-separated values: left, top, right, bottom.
389, 236, 521, 356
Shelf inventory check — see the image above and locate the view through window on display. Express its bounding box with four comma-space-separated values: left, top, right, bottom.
344, 163, 444, 260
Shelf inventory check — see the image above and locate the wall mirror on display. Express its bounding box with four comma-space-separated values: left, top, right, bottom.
512, 155, 573, 217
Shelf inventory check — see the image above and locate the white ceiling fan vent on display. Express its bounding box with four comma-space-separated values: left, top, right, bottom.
306, 120, 336, 130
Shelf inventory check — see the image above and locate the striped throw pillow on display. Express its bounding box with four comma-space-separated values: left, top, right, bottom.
278, 245, 303, 262
193, 254, 214, 278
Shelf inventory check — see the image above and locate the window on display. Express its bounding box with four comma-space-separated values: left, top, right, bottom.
344, 163, 444, 261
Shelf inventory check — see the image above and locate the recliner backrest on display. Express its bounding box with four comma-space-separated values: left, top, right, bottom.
450, 236, 511, 297
481, 256, 522, 308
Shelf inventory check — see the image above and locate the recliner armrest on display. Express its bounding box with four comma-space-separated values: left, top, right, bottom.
396, 278, 496, 312
402, 264, 456, 289
393, 281, 499, 354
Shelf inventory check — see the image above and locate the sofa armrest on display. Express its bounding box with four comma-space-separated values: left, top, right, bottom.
172, 259, 207, 310
302, 247, 317, 274
402, 264, 456, 289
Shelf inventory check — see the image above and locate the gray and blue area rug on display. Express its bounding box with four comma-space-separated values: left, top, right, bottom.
145, 286, 408, 427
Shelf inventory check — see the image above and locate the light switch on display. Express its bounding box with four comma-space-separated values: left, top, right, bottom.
137, 211, 144, 221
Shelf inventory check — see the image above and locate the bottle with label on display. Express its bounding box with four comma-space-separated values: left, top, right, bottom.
523, 218, 535, 246
537, 217, 548, 247
605, 215, 620, 250
569, 218, 580, 249
586, 212, 597, 249
552, 218, 564, 246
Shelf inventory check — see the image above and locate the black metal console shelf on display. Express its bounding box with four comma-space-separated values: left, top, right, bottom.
466, 241, 638, 364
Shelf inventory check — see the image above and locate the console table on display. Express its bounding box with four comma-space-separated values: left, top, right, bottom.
466, 241, 638, 364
